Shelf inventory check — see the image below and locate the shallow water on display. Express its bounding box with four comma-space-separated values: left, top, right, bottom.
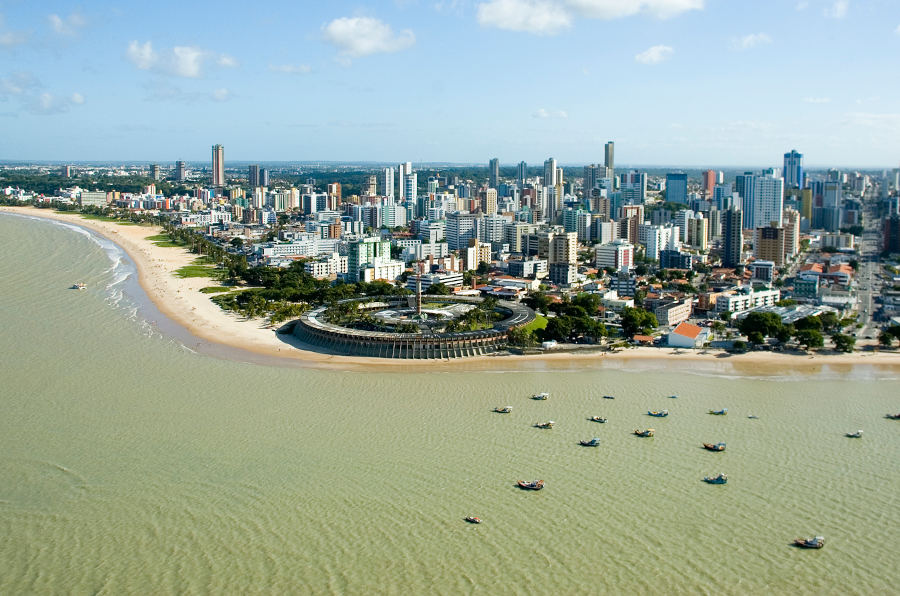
1, 214, 898, 595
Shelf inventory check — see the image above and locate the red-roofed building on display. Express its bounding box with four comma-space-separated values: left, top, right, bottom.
666, 321, 710, 348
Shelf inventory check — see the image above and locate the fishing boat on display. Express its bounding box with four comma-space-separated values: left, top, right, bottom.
493, 406, 512, 413
668, 395, 678, 399
589, 416, 608, 423
602, 395, 615, 399
703, 442, 726, 452
845, 430, 863, 438
885, 413, 900, 420
517, 480, 544, 490
708, 408, 728, 415
703, 473, 728, 484
579, 438, 601, 447
633, 428, 654, 437
648, 410, 669, 417
532, 392, 550, 400
748, 414, 759, 419
464, 516, 482, 524
71, 282, 86, 290
793, 536, 825, 549
534, 421, 554, 429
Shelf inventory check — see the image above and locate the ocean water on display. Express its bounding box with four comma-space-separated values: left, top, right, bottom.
0, 213, 898, 595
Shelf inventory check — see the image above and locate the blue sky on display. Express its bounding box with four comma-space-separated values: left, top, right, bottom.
1, 0, 898, 167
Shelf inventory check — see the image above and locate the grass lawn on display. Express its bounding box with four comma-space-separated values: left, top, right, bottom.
521, 314, 548, 334
199, 286, 232, 294
174, 264, 223, 279
146, 233, 186, 247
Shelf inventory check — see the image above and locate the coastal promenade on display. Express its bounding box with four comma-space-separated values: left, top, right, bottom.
2, 205, 899, 374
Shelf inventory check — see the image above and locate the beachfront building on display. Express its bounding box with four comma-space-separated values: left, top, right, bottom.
304, 253, 348, 279
79, 191, 108, 207
714, 286, 781, 314
348, 237, 404, 282
654, 299, 693, 327
667, 321, 711, 348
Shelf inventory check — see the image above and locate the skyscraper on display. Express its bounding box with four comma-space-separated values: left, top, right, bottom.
516, 161, 527, 189
722, 207, 743, 268
150, 164, 161, 181
543, 158, 557, 187
751, 173, 785, 229
702, 170, 716, 195
604, 141, 615, 178
248, 164, 260, 187
620, 170, 646, 204
211, 144, 225, 187
382, 167, 394, 199
489, 157, 499, 189
398, 162, 412, 201
259, 168, 269, 188
175, 160, 186, 182
666, 172, 688, 204
403, 172, 417, 205
783, 150, 803, 189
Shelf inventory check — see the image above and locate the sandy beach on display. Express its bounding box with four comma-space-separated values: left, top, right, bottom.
4, 205, 899, 375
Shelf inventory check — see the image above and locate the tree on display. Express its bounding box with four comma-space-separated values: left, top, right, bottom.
794, 315, 823, 331
747, 331, 765, 346
878, 333, 894, 348
775, 324, 794, 344
425, 283, 451, 295
795, 328, 824, 350
634, 264, 648, 276
476, 261, 491, 275
831, 333, 855, 353
230, 237, 244, 248
737, 311, 783, 338
731, 340, 748, 353
507, 326, 537, 347
523, 291, 552, 315
620, 307, 658, 338
819, 311, 840, 332
719, 311, 732, 322
541, 316, 574, 342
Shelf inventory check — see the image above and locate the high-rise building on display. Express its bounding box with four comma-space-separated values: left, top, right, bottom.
755, 225, 786, 266
543, 158, 558, 188
883, 215, 900, 254
259, 168, 269, 188
722, 207, 743, 268
702, 170, 716, 195
480, 188, 498, 215
150, 164, 161, 181
783, 150, 803, 188
398, 162, 412, 201
61, 165, 73, 178
516, 161, 527, 189
604, 141, 615, 178
403, 173, 417, 205
248, 164, 260, 187
751, 173, 785, 230
783, 208, 800, 260
211, 144, 225, 187
489, 158, 499, 189
446, 211, 482, 251
620, 170, 646, 204
822, 180, 842, 231
687, 215, 709, 250
594, 239, 633, 271
666, 173, 688, 204
382, 167, 394, 199
175, 161, 186, 182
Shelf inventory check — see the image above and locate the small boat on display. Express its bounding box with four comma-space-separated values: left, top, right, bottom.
648, 410, 669, 417
602, 395, 615, 399
703, 442, 726, 452
793, 536, 825, 549
748, 414, 759, 419
845, 430, 863, 438
534, 421, 554, 429
668, 395, 678, 399
708, 408, 728, 415
634, 428, 654, 437
71, 282, 86, 290
517, 480, 544, 490
579, 438, 601, 447
703, 473, 728, 484
493, 406, 512, 413
885, 413, 900, 420
589, 416, 608, 423
532, 392, 550, 400
464, 516, 482, 524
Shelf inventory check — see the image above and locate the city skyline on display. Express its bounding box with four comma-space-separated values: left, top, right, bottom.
1, 1, 899, 166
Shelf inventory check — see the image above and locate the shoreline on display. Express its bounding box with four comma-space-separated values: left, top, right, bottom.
3, 205, 900, 376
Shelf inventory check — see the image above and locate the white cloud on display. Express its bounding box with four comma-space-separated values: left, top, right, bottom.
126, 40, 236, 78
795, 1, 808, 9
731, 32, 772, 50
48, 12, 86, 35
0, 72, 85, 114
212, 88, 231, 102
533, 108, 568, 119
269, 63, 312, 74
635, 44, 673, 64
803, 97, 831, 104
476, 0, 572, 35
322, 17, 415, 62
824, 0, 848, 19
0, 14, 29, 46
476, 0, 703, 34
895, 24, 900, 35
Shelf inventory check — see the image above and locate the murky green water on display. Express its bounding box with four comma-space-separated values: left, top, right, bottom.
1, 214, 898, 595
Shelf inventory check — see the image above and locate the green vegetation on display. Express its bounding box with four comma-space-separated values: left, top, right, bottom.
620, 307, 658, 338
831, 333, 856, 353
146, 233, 185, 248
199, 286, 232, 294
521, 314, 548, 334
174, 264, 223, 279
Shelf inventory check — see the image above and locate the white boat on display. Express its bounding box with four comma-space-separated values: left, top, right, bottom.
845, 430, 863, 438
531, 392, 550, 400
71, 282, 86, 290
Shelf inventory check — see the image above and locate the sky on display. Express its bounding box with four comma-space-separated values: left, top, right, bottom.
1, 0, 899, 167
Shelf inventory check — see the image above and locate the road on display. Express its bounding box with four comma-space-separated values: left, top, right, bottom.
854, 185, 883, 340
